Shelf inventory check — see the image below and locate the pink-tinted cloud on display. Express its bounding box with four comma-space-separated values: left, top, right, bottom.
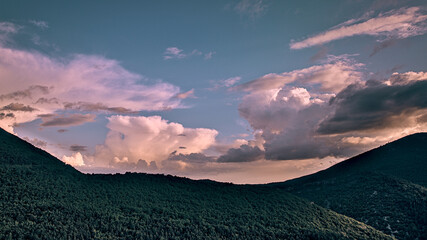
235, 68, 427, 162
85, 115, 218, 169
0, 40, 183, 133
163, 47, 186, 59
62, 152, 85, 167
174, 89, 196, 99
290, 7, 427, 49
234, 56, 363, 93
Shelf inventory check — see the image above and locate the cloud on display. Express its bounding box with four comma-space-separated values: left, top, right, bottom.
234, 56, 363, 93
0, 22, 19, 33
62, 152, 85, 167
0, 112, 14, 119
370, 39, 397, 57
233, 0, 267, 19
233, 58, 427, 161
63, 102, 136, 114
69, 144, 87, 152
57, 129, 68, 133
310, 46, 329, 62
39, 113, 96, 127
387, 71, 427, 85
211, 76, 242, 90
168, 153, 215, 163
29, 20, 49, 29
22, 137, 47, 148
90, 115, 218, 169
290, 7, 427, 49
0, 85, 50, 101
0, 22, 20, 44
0, 38, 183, 132
204, 51, 216, 60
217, 145, 264, 162
174, 89, 196, 99
1, 103, 37, 112
163, 47, 214, 60
164, 47, 186, 60
341, 136, 377, 145
318, 78, 427, 134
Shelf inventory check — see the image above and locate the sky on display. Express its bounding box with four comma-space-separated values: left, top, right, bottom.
1, 0, 427, 184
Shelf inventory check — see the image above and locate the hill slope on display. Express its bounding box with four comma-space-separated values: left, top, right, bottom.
0, 128, 393, 239
278, 133, 427, 240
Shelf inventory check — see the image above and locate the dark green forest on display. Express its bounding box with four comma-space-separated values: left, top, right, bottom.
0, 127, 393, 239
278, 133, 427, 240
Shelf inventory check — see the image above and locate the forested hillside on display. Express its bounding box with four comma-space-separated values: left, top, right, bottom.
0, 128, 393, 239
278, 133, 427, 240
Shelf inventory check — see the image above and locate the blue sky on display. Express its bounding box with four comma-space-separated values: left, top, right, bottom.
1, 0, 427, 183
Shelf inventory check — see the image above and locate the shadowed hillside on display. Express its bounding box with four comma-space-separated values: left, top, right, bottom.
0, 127, 393, 240
277, 133, 427, 240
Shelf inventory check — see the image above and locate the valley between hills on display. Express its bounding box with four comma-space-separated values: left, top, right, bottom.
1, 127, 426, 239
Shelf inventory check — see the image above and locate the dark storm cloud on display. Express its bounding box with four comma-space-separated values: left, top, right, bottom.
217, 145, 264, 162
263, 129, 343, 160
40, 113, 96, 127
0, 85, 49, 101
0, 112, 15, 119
1, 103, 37, 112
168, 153, 215, 163
37, 114, 55, 118
35, 97, 59, 104
318, 80, 427, 134
69, 144, 87, 152
63, 102, 136, 114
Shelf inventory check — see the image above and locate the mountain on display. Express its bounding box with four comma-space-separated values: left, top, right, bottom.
276, 133, 427, 240
0, 127, 393, 240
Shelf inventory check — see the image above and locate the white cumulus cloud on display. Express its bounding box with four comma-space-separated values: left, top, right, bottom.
91, 115, 218, 168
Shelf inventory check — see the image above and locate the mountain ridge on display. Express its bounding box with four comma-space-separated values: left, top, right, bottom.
277, 132, 427, 239
0, 127, 393, 239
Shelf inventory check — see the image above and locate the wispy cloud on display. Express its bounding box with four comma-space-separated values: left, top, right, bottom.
63, 102, 137, 114
204, 51, 216, 60
39, 113, 96, 127
163, 47, 214, 60
163, 47, 186, 60
233, 0, 267, 19
0, 22, 20, 43
29, 20, 49, 30
174, 89, 196, 99
210, 76, 242, 90
290, 7, 427, 49
0, 22, 19, 33
369, 39, 397, 57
